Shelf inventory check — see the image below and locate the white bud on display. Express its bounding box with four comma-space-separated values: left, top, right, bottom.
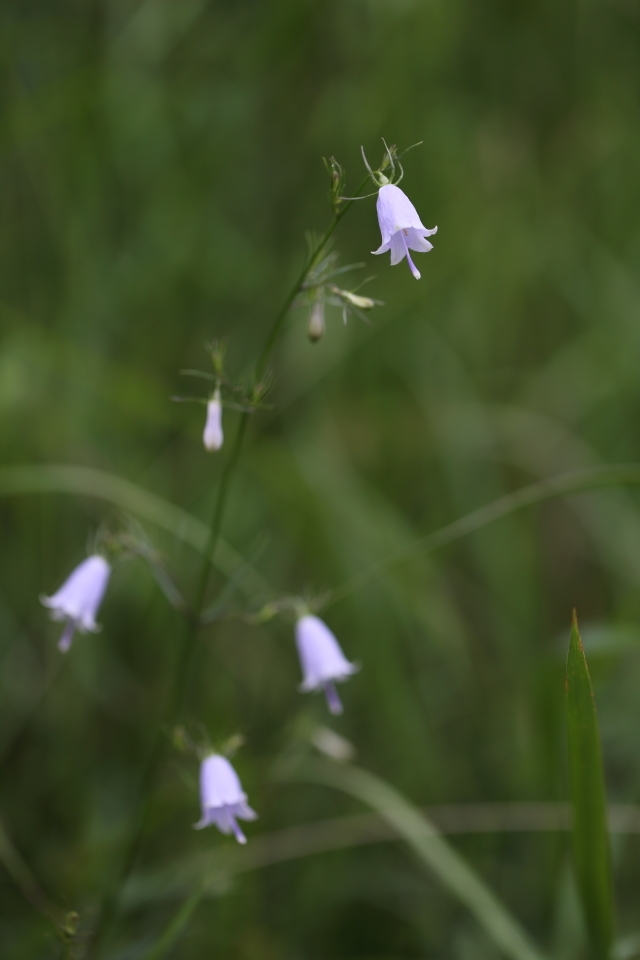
337, 289, 376, 310
311, 725, 355, 762
203, 391, 223, 452
307, 301, 326, 343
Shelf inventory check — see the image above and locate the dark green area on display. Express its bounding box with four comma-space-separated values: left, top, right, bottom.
2, 0, 640, 956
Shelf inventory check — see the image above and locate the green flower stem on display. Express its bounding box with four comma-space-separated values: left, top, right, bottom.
85, 181, 367, 959
254, 177, 370, 380
140, 882, 207, 960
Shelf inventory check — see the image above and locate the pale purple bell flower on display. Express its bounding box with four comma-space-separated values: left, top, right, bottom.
295, 614, 358, 715
203, 391, 223, 452
194, 754, 257, 843
41, 555, 111, 653
372, 183, 437, 280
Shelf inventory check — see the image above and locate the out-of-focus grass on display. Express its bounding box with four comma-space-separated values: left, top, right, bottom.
2, 0, 640, 956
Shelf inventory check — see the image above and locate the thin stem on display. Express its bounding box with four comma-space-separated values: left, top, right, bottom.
254, 176, 370, 380
87, 414, 250, 960
86, 173, 368, 959
0, 816, 62, 930
141, 882, 206, 960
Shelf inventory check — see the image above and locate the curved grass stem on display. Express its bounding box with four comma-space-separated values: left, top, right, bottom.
300, 760, 549, 960
323, 463, 640, 608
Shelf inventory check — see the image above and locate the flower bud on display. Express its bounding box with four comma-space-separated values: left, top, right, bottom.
307, 301, 326, 343
337, 290, 376, 310
203, 390, 223, 452
311, 725, 355, 762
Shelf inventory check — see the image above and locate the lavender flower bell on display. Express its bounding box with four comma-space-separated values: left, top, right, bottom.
203, 390, 223, 452
295, 614, 358, 715
194, 754, 257, 843
372, 183, 437, 280
41, 555, 111, 652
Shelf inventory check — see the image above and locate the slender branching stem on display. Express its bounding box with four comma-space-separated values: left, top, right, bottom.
86, 177, 369, 959
254, 177, 370, 380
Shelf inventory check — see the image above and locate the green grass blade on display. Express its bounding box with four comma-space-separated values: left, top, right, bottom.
566, 611, 614, 958
0, 463, 270, 595
301, 760, 548, 960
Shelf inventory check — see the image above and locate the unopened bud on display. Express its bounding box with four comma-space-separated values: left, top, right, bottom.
336, 289, 375, 310
63, 912, 80, 937
307, 301, 326, 343
311, 725, 355, 762
203, 390, 223, 452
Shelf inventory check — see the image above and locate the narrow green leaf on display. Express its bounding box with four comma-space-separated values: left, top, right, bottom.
0, 463, 270, 596
566, 611, 614, 958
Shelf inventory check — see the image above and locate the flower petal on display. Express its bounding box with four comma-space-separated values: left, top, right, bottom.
389, 232, 407, 266
41, 556, 111, 637
371, 240, 391, 256
376, 184, 427, 242
296, 615, 358, 692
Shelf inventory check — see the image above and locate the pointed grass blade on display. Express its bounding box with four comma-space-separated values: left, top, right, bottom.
566, 611, 614, 958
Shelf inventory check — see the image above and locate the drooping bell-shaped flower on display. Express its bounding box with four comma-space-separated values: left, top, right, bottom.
372, 183, 437, 280
295, 614, 358, 715
194, 754, 257, 843
203, 390, 223, 452
41, 555, 111, 652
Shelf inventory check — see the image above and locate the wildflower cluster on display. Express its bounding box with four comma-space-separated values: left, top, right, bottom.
36, 139, 436, 951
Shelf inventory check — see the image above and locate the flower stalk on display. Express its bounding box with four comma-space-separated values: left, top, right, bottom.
86, 169, 370, 960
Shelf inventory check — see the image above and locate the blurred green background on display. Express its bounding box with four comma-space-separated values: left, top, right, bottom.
3, 0, 640, 957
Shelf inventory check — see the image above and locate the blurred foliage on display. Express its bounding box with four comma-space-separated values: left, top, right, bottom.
2, 0, 640, 957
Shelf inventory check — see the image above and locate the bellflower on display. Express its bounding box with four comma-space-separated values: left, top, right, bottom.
295, 614, 358, 715
203, 390, 223, 452
372, 183, 437, 280
194, 754, 257, 843
41, 555, 111, 652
